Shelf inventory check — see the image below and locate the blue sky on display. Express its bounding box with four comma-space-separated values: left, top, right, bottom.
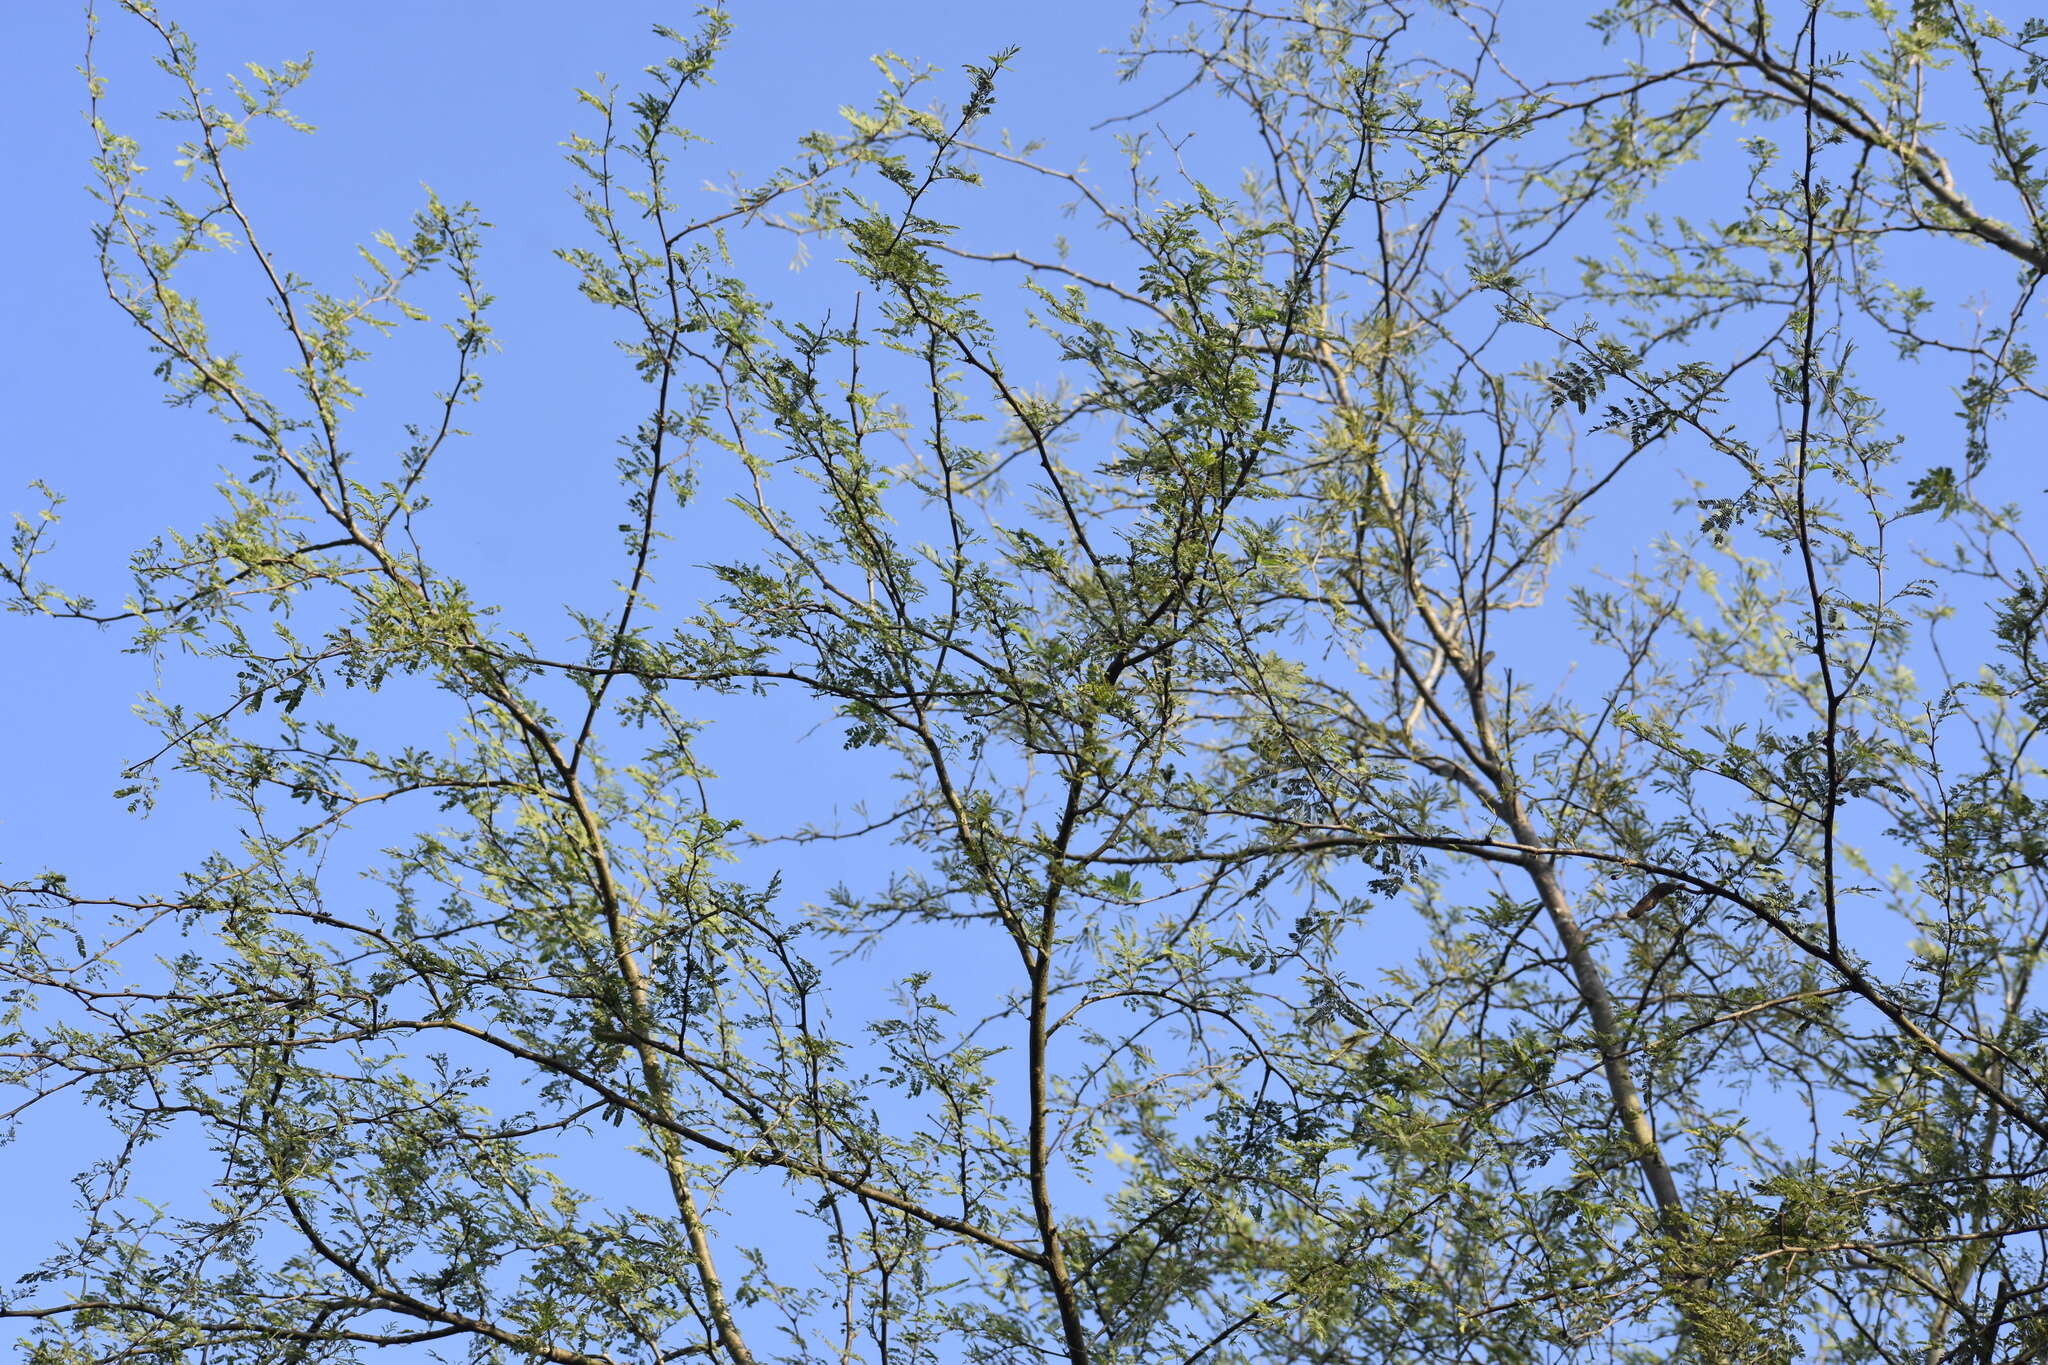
0, 1, 1158, 924
2, 0, 1136, 810
4, 0, 2024, 1356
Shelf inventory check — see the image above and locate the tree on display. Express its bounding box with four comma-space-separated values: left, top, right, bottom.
6, 0, 2048, 1360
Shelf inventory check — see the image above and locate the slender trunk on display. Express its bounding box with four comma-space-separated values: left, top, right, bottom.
1515, 839, 1685, 1225
1029, 942, 1093, 1364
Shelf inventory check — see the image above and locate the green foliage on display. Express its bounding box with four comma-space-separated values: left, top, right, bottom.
7, 0, 2048, 1362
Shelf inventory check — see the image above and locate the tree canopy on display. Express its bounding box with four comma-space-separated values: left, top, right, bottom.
7, 0, 2048, 1361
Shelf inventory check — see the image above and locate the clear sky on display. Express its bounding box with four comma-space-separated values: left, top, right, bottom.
2, 0, 1142, 841
4, 1, 2017, 1357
